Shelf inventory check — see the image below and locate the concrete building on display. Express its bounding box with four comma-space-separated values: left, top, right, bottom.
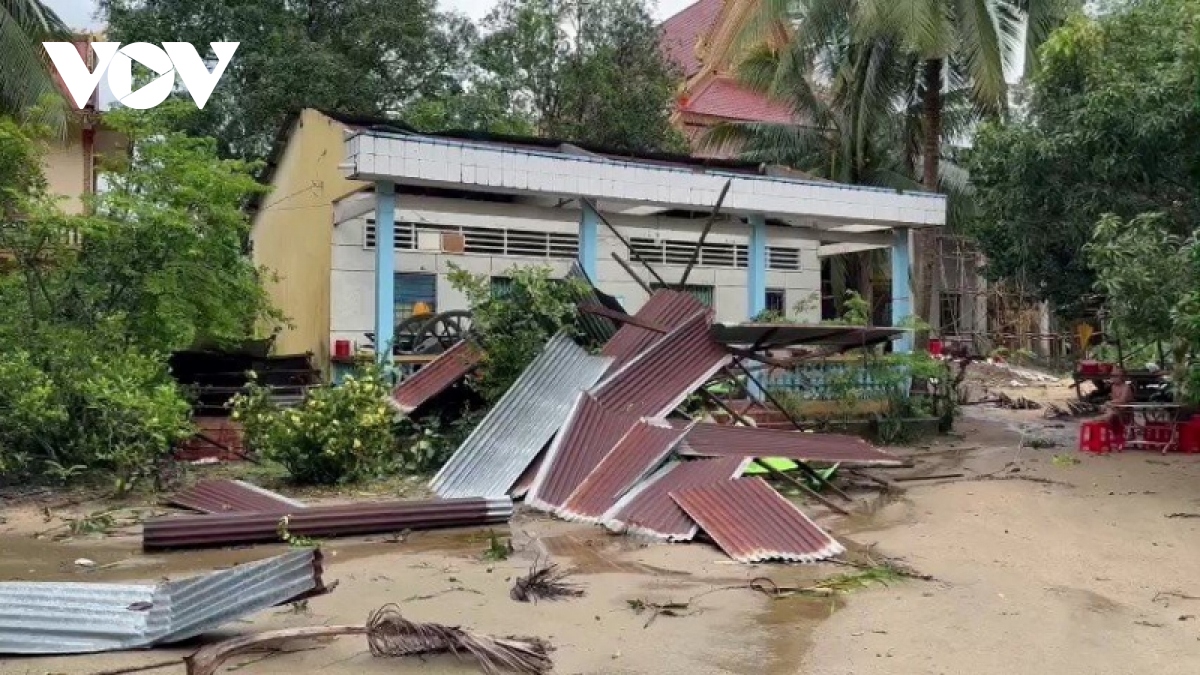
250, 110, 945, 373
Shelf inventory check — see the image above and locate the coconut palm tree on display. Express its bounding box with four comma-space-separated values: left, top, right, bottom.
1, 0, 70, 126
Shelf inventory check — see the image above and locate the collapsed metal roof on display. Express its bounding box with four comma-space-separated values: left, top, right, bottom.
0, 549, 326, 655
430, 333, 612, 499
143, 498, 513, 550
709, 324, 905, 350
391, 340, 482, 414
673, 422, 903, 466
566, 260, 622, 344
592, 310, 728, 418
600, 290, 710, 370
600, 456, 749, 541
555, 419, 692, 524
166, 479, 307, 514
525, 393, 641, 513
671, 478, 844, 563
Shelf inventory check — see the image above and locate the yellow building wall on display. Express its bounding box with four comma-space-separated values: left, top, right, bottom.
42, 130, 87, 215
251, 109, 366, 372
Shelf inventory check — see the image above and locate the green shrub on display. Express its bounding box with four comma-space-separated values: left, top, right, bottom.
0, 334, 193, 492
232, 369, 398, 485
396, 409, 483, 474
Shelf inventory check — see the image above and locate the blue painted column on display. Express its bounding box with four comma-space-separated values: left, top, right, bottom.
747, 214, 767, 319
578, 201, 600, 281
374, 181, 397, 364
891, 227, 914, 353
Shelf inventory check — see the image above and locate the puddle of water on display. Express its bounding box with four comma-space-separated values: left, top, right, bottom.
839, 491, 916, 535
758, 593, 846, 675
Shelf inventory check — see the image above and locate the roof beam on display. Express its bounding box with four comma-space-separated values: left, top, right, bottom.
818, 242, 891, 257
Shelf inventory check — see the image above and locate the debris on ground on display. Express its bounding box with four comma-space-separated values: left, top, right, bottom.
1044, 400, 1102, 419
1166, 513, 1200, 519
995, 392, 1042, 410
184, 604, 552, 675
0, 550, 330, 655
511, 560, 585, 603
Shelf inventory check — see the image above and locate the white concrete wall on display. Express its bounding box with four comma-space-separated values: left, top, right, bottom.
330, 195, 822, 346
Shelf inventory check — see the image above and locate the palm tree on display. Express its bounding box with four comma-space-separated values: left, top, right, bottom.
1, 0, 71, 126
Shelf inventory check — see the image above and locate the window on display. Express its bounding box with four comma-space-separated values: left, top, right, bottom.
395, 273, 436, 320
490, 276, 514, 300
650, 283, 714, 307
765, 289, 786, 314
630, 237, 747, 269
767, 246, 801, 271
365, 221, 578, 259
940, 292, 963, 335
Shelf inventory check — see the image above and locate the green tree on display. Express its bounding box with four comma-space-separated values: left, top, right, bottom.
0, 0, 70, 128
968, 0, 1200, 319
475, 0, 685, 152
102, 0, 477, 160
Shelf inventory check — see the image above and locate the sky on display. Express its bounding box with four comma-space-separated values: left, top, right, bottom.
44, 0, 697, 32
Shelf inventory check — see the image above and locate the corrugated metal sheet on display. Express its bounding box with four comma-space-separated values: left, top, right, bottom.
600, 290, 710, 370
600, 457, 749, 541
166, 479, 308, 514
524, 393, 641, 513
0, 549, 325, 655
391, 340, 482, 414
593, 310, 728, 418
556, 419, 692, 524
430, 333, 612, 499
709, 324, 904, 349
567, 261, 621, 344
670, 478, 845, 563
673, 423, 903, 466
143, 498, 513, 550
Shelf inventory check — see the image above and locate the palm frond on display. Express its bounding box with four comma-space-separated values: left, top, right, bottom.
0, 0, 70, 129
1010, 0, 1081, 75
861, 0, 954, 57
953, 0, 1011, 111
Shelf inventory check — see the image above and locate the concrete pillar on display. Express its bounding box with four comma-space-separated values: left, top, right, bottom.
374, 181, 396, 364
747, 214, 767, 319
891, 227, 913, 353
579, 201, 600, 281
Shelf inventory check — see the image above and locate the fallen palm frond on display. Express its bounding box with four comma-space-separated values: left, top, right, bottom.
185, 604, 552, 675
996, 392, 1042, 410
1044, 400, 1100, 419
511, 559, 584, 603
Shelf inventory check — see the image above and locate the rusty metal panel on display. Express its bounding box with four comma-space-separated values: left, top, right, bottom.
524, 393, 641, 513
166, 480, 307, 514
670, 478, 844, 563
143, 498, 512, 550
0, 550, 326, 655
430, 333, 612, 499
673, 423, 903, 466
593, 310, 728, 418
556, 419, 692, 524
600, 290, 710, 369
709, 324, 904, 350
600, 456, 749, 541
391, 340, 482, 414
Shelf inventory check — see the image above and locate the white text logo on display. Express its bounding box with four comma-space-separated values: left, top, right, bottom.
43, 42, 239, 110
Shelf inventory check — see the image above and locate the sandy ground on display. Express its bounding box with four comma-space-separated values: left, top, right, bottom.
3, 397, 1200, 675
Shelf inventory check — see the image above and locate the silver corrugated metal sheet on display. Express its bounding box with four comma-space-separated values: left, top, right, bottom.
430, 333, 612, 498
0, 549, 325, 655
671, 478, 845, 563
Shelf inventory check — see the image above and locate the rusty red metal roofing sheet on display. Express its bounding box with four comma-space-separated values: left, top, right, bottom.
593, 309, 728, 418
682, 77, 796, 124
391, 340, 481, 414
660, 0, 722, 77
524, 393, 641, 513
601, 456, 749, 541
672, 422, 903, 466
600, 290, 711, 370
671, 478, 844, 563
142, 497, 512, 550
165, 480, 307, 514
556, 419, 692, 524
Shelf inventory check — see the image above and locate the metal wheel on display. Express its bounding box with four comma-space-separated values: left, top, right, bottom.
414, 311, 473, 353
392, 314, 432, 354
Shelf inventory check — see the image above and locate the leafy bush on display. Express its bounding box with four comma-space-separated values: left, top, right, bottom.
447, 263, 587, 403
0, 330, 193, 492
396, 409, 484, 474
232, 369, 398, 485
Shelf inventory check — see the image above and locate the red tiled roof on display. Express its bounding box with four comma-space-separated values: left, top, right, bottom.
681, 77, 795, 124
661, 0, 723, 78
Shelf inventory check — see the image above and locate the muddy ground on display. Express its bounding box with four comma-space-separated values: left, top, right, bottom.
3, 398, 1200, 674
